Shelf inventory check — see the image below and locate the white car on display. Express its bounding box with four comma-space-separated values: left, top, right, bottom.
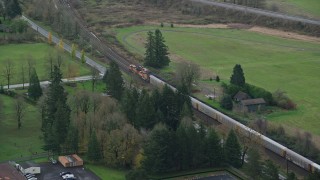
62, 174, 75, 179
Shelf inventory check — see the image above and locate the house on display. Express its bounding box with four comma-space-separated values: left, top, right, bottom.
59, 154, 84, 167
0, 162, 26, 180
234, 91, 250, 102
241, 98, 266, 112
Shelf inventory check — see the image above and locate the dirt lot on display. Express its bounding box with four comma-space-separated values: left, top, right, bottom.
21, 161, 100, 180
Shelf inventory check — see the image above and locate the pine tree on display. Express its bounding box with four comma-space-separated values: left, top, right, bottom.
154, 29, 170, 68
144, 31, 155, 67
65, 125, 79, 154
205, 128, 222, 167
225, 130, 242, 168
246, 149, 262, 179
87, 131, 102, 162
230, 64, 245, 87
105, 61, 124, 100
4, 0, 22, 19
53, 100, 70, 145
121, 88, 139, 125
28, 68, 42, 100
135, 90, 156, 129
262, 160, 279, 180
220, 95, 233, 110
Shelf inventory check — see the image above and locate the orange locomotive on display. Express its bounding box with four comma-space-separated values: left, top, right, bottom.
129, 64, 150, 81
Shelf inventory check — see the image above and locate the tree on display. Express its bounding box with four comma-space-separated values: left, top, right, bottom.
81, 49, 85, 64
71, 44, 76, 60
15, 97, 26, 129
175, 62, 200, 93
91, 68, 99, 92
4, 0, 22, 19
27, 57, 35, 80
216, 75, 220, 82
0, 2, 5, 21
262, 160, 279, 180
135, 91, 156, 129
306, 171, 320, 180
105, 61, 124, 100
220, 95, 233, 110
224, 130, 242, 168
21, 63, 26, 89
125, 169, 148, 180
58, 38, 64, 50
53, 100, 70, 146
2, 60, 14, 89
48, 32, 52, 45
28, 68, 42, 100
287, 172, 297, 180
230, 64, 245, 87
144, 31, 155, 67
205, 128, 223, 167
246, 149, 262, 179
154, 29, 170, 68
87, 131, 102, 162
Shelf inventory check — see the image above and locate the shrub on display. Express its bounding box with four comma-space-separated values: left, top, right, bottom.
220, 94, 233, 110
273, 90, 296, 110
216, 75, 220, 82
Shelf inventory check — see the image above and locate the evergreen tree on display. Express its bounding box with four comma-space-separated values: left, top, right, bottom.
205, 128, 222, 167
105, 61, 124, 100
144, 31, 155, 67
159, 85, 179, 130
142, 124, 176, 173
81, 49, 85, 64
28, 68, 42, 100
53, 100, 70, 146
246, 149, 262, 179
4, 0, 21, 19
225, 130, 242, 168
87, 131, 102, 162
154, 29, 170, 68
65, 124, 79, 154
135, 90, 156, 129
287, 172, 297, 180
121, 88, 139, 125
262, 160, 279, 180
220, 94, 233, 110
230, 64, 245, 87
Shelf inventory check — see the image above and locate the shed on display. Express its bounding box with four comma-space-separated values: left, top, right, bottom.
0, 163, 26, 180
234, 91, 250, 102
59, 154, 84, 167
241, 98, 266, 112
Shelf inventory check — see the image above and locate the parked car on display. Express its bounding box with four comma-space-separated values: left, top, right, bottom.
49, 157, 57, 164
62, 174, 75, 180
59, 172, 72, 176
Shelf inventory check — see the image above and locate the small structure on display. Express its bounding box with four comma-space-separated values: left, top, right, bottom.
233, 91, 250, 102
0, 162, 26, 180
59, 154, 84, 167
241, 98, 266, 112
24, 167, 41, 174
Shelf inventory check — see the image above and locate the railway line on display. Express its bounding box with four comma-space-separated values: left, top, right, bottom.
25, 0, 320, 175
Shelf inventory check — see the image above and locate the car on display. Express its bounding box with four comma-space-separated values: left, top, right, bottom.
49, 157, 57, 164
59, 172, 72, 176
62, 174, 75, 179
27, 178, 37, 180
25, 174, 35, 178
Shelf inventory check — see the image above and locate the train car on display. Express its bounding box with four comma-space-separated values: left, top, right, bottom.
130, 64, 150, 81
262, 136, 287, 157
286, 148, 315, 172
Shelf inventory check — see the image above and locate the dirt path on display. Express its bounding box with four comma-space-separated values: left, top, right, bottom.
146, 21, 320, 43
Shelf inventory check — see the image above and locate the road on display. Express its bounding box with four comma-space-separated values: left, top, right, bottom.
191, 0, 320, 26
3, 76, 94, 89
21, 16, 106, 75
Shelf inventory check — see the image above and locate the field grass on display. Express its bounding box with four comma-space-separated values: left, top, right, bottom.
0, 94, 43, 162
85, 164, 126, 180
0, 43, 91, 85
115, 25, 320, 135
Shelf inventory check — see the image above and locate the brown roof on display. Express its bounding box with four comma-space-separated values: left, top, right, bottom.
241, 98, 266, 106
234, 91, 250, 100
0, 163, 26, 180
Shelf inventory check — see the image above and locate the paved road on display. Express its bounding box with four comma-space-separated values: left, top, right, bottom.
3, 76, 94, 90
21, 16, 106, 75
191, 0, 320, 26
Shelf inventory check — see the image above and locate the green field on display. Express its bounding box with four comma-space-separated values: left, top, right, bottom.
116, 25, 320, 135
85, 164, 126, 180
0, 95, 43, 161
0, 43, 91, 85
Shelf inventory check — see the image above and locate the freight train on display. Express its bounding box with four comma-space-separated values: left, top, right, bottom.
140, 66, 320, 173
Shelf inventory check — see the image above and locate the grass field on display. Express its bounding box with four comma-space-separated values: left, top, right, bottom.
0, 43, 91, 85
0, 94, 43, 162
116, 25, 320, 135
85, 164, 126, 180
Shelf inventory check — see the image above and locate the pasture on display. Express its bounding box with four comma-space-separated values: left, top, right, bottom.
0, 43, 91, 85
0, 94, 43, 162
116, 25, 320, 135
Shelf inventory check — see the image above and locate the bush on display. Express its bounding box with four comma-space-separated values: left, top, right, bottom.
216, 75, 220, 82
220, 94, 233, 110
273, 90, 296, 110
125, 169, 148, 180
245, 84, 274, 105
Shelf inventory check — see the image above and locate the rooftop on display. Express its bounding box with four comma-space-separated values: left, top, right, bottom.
0, 163, 26, 180
241, 98, 266, 106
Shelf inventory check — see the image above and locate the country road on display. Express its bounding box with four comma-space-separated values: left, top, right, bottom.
191, 0, 320, 26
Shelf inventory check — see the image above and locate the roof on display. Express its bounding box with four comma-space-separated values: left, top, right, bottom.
234, 91, 250, 100
59, 154, 83, 163
0, 163, 26, 180
241, 98, 266, 106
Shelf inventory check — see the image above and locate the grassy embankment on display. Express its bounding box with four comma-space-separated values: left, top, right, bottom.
0, 43, 91, 85
116, 25, 320, 136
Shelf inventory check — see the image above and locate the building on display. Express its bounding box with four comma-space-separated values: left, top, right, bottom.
233, 91, 250, 102
59, 154, 84, 167
0, 162, 26, 180
241, 98, 266, 112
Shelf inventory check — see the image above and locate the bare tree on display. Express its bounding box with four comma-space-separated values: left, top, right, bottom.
91, 68, 99, 92
15, 97, 26, 129
175, 61, 200, 93
2, 60, 14, 89
21, 63, 26, 89
91, 93, 102, 114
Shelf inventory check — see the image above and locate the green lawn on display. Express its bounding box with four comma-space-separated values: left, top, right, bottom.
116, 25, 320, 135
85, 164, 126, 180
0, 43, 91, 85
0, 94, 43, 161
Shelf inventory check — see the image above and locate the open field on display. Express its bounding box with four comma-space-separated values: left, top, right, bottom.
0, 94, 43, 162
0, 43, 91, 85
85, 164, 126, 180
115, 25, 320, 136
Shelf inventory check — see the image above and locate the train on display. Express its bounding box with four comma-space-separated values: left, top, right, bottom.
143, 68, 320, 173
